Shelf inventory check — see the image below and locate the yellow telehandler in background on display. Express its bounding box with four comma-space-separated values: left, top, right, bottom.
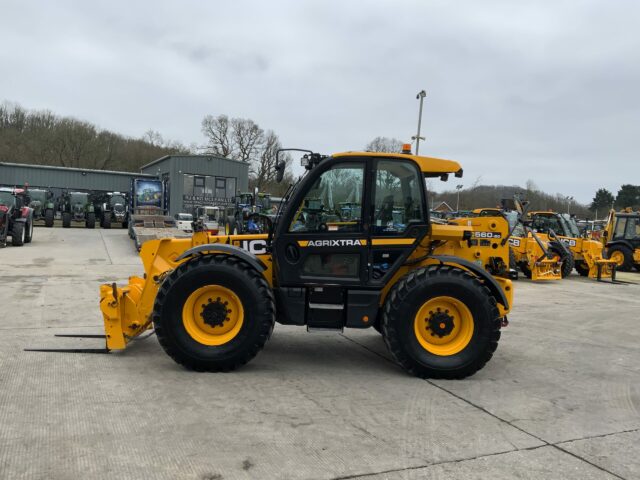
472, 204, 563, 281
29, 147, 515, 379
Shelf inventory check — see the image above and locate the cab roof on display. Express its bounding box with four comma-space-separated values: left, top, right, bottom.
332, 151, 463, 178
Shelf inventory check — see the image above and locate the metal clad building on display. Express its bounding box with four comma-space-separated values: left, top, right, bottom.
0, 162, 154, 193
141, 155, 249, 216
0, 155, 249, 217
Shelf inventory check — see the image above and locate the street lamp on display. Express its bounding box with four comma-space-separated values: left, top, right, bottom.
412, 90, 426, 155
456, 184, 463, 211
566, 195, 574, 214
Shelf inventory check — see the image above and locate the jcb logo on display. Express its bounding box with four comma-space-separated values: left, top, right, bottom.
239, 239, 268, 255
473, 231, 501, 239
560, 238, 577, 247
509, 238, 521, 247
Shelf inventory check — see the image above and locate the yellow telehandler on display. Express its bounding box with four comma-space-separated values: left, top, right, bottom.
472, 204, 563, 281
29, 147, 515, 379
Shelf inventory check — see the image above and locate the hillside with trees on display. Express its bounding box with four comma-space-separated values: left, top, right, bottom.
0, 102, 188, 172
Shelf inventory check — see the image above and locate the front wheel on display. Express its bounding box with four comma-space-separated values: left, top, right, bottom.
153, 254, 275, 371
44, 209, 54, 227
62, 212, 71, 228
24, 216, 33, 243
549, 244, 574, 278
11, 221, 25, 246
86, 212, 96, 229
382, 265, 501, 379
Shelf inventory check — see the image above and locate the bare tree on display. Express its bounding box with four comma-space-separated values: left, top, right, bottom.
201, 114, 234, 157
365, 136, 404, 153
232, 118, 264, 163
251, 131, 292, 190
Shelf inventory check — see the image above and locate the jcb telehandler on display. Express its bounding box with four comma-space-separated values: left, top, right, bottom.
32, 147, 515, 379
472, 205, 564, 281
602, 208, 640, 271
528, 211, 616, 280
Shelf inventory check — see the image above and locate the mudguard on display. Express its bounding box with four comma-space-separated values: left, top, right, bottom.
175, 243, 267, 271
430, 254, 509, 310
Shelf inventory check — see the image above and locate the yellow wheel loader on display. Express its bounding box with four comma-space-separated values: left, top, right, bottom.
29, 147, 515, 379
602, 208, 640, 272
528, 211, 616, 280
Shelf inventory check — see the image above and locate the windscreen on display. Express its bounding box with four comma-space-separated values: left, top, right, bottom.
560, 214, 581, 237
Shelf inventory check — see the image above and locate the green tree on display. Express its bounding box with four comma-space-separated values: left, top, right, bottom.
589, 188, 614, 212
614, 184, 640, 209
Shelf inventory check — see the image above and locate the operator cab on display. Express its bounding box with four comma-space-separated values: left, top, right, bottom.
270, 147, 462, 330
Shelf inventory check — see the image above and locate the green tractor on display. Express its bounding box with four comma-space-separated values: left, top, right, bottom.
26, 187, 56, 227
60, 191, 96, 228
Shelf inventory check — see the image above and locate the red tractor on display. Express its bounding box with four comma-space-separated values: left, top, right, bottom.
0, 187, 34, 247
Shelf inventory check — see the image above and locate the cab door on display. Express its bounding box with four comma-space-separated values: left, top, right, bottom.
271, 159, 370, 328
367, 158, 429, 287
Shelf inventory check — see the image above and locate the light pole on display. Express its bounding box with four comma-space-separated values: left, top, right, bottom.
456, 184, 463, 211
412, 90, 426, 154
566, 196, 573, 214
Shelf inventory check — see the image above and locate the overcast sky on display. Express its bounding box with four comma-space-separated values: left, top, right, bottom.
1, 0, 639, 203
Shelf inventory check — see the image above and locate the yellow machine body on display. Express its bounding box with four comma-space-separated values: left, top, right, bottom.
509, 233, 562, 281
100, 221, 514, 351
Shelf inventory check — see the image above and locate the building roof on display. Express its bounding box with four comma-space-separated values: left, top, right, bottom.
141, 154, 248, 171
0, 161, 155, 178
433, 201, 454, 212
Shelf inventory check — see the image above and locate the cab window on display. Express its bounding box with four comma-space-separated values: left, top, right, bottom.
372, 160, 423, 235
289, 163, 364, 233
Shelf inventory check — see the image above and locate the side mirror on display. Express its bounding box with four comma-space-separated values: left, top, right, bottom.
275, 160, 286, 183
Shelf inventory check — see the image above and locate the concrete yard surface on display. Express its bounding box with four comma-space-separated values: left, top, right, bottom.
0, 228, 639, 480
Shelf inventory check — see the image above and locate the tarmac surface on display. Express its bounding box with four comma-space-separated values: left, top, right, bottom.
0, 228, 638, 480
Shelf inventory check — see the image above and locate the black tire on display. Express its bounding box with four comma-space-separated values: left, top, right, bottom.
62, 212, 71, 228
153, 254, 275, 372
606, 245, 634, 272
11, 221, 25, 246
382, 265, 501, 379
508, 248, 518, 280
24, 215, 33, 243
519, 262, 532, 279
86, 212, 96, 229
549, 243, 574, 278
44, 209, 54, 227
574, 260, 590, 277
102, 215, 111, 229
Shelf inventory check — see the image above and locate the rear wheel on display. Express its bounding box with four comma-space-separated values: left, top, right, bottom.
382, 265, 501, 379
607, 245, 634, 272
86, 212, 96, 229
62, 212, 71, 228
153, 255, 275, 371
44, 209, 54, 227
11, 221, 25, 246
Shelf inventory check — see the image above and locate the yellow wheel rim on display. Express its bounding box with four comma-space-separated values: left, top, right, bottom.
609, 250, 625, 267
182, 285, 244, 346
413, 296, 474, 356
